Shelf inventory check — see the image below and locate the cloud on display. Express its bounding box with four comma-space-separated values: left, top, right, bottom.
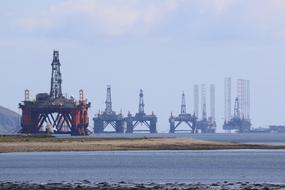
197, 0, 236, 14
180, 0, 285, 41
18, 0, 179, 36
238, 0, 285, 39
14, 0, 285, 41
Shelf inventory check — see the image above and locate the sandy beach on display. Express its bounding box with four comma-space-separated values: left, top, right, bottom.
1, 135, 285, 153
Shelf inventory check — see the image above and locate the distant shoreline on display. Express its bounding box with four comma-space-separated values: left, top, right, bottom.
1, 135, 285, 153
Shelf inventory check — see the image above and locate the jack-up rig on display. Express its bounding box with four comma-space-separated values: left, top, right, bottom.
195, 84, 216, 133
125, 89, 157, 133
19, 51, 91, 136
223, 78, 251, 133
93, 85, 124, 133
169, 92, 197, 133
223, 97, 251, 132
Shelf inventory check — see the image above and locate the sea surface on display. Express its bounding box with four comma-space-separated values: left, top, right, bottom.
0, 150, 285, 183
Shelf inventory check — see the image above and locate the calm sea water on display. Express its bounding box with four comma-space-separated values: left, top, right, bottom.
0, 150, 285, 183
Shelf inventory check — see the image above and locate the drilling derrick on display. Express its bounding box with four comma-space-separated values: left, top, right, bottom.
223, 97, 251, 132
93, 85, 124, 133
181, 92, 186, 114
19, 51, 91, 136
125, 89, 157, 133
169, 92, 197, 133
105, 86, 113, 114
50, 51, 63, 99
234, 97, 240, 118
138, 89, 145, 114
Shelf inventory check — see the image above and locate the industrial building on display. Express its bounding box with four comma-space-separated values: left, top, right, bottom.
19, 51, 91, 136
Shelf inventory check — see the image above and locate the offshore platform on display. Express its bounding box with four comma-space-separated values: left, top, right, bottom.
223, 78, 251, 133
223, 97, 251, 132
125, 89, 157, 133
196, 106, 216, 133
195, 84, 216, 133
19, 51, 91, 136
169, 92, 197, 133
93, 85, 124, 133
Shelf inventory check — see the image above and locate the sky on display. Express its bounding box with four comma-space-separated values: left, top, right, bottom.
1, 0, 285, 132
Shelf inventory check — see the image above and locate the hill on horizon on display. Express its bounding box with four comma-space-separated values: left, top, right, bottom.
0, 105, 21, 134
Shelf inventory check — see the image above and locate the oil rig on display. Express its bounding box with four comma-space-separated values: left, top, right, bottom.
195, 84, 216, 133
19, 51, 91, 136
223, 97, 251, 132
223, 78, 251, 132
125, 89, 157, 133
196, 106, 216, 133
169, 92, 197, 133
93, 85, 124, 133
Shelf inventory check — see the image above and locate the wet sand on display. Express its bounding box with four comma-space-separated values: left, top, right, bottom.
1, 135, 285, 152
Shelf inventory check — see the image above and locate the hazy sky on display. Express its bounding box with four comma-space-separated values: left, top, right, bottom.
1, 0, 285, 132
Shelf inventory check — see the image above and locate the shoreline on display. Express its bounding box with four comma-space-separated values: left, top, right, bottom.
1, 181, 285, 190
1, 135, 285, 153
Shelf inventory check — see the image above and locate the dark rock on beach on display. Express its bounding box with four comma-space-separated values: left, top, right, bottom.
0, 182, 285, 190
